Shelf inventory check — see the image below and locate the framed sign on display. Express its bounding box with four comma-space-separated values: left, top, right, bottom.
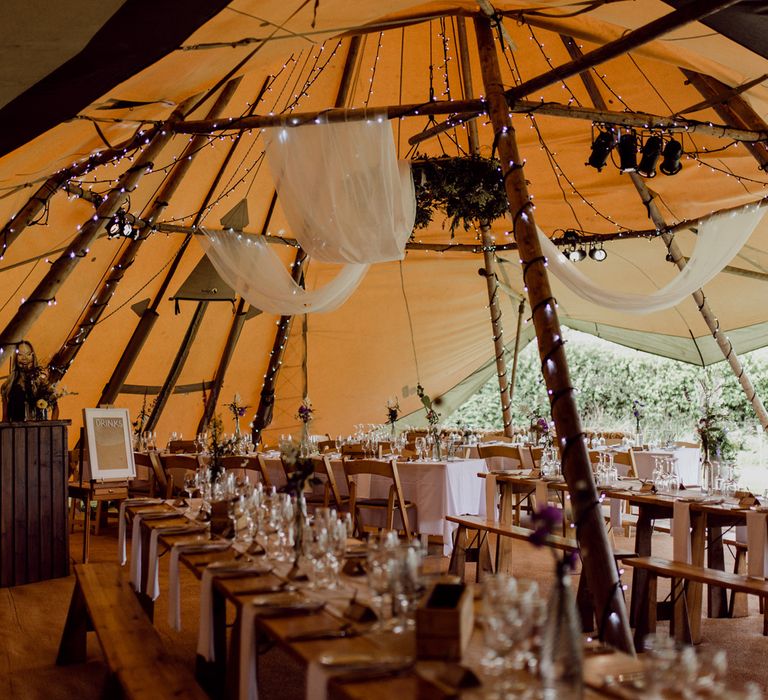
83, 408, 136, 481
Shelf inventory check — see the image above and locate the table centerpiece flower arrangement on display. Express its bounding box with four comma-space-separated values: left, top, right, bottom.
385, 396, 400, 440
632, 400, 644, 445
416, 384, 442, 459
295, 397, 314, 455
225, 393, 250, 453
29, 365, 69, 420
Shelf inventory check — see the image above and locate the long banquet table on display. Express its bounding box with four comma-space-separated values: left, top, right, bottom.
124, 500, 644, 700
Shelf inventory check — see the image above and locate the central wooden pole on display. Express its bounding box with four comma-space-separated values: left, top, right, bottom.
474, 16, 634, 652
456, 16, 514, 437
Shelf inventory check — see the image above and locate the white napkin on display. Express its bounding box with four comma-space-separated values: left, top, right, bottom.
239, 604, 260, 700
129, 514, 144, 591
672, 500, 692, 564
118, 498, 162, 565
168, 541, 230, 631
485, 473, 497, 520
609, 499, 623, 529
197, 567, 217, 661
535, 481, 548, 510
747, 511, 768, 578
146, 524, 206, 601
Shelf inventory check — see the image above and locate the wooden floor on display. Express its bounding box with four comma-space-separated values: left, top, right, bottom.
2, 514, 768, 698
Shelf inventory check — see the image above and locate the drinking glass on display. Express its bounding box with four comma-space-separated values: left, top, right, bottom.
414, 437, 426, 461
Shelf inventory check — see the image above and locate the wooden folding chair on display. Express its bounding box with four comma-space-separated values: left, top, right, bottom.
159, 454, 200, 498
168, 440, 197, 454
477, 443, 524, 468
342, 457, 416, 540
311, 455, 349, 511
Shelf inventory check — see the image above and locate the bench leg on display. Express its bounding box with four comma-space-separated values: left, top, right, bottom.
633, 572, 657, 652
707, 526, 728, 618
448, 525, 468, 580
629, 508, 653, 626
476, 532, 494, 582
672, 578, 693, 645
56, 580, 89, 665
730, 548, 749, 617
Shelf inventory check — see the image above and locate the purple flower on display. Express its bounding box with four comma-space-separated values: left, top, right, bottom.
529, 505, 563, 547
237, 407, 247, 417
536, 417, 549, 432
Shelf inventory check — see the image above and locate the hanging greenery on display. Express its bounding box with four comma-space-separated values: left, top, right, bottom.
411, 155, 509, 235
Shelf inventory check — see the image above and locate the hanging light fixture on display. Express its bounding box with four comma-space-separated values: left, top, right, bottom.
568, 246, 586, 262
106, 209, 139, 240
617, 132, 638, 173
637, 135, 663, 178
589, 242, 607, 261
660, 139, 683, 175
586, 129, 615, 172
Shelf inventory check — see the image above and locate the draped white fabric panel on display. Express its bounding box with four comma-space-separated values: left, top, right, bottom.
262, 120, 416, 264
538, 204, 766, 314
200, 231, 369, 315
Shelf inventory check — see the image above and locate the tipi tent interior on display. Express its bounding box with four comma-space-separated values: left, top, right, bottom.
1, 0, 768, 443
3, 0, 768, 695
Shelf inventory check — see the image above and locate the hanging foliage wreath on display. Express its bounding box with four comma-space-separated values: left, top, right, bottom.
411, 155, 509, 235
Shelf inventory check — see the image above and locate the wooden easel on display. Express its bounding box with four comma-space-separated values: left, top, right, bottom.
69, 428, 129, 563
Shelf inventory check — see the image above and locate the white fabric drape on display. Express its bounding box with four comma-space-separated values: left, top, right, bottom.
200, 120, 416, 315
262, 120, 415, 264
537, 204, 766, 314
200, 232, 368, 314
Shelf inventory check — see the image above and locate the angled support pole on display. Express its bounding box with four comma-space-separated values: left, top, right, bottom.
0, 125, 163, 257
250, 35, 362, 444
145, 301, 209, 432
456, 16, 513, 437
474, 16, 634, 653
47, 79, 241, 382
0, 104, 186, 364
97, 78, 270, 407
197, 297, 249, 433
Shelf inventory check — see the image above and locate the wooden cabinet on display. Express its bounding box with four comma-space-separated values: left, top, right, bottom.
0, 420, 70, 586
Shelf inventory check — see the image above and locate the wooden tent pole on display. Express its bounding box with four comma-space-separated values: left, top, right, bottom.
562, 35, 768, 432
456, 16, 514, 437
412, 0, 741, 144
251, 35, 361, 445
251, 250, 308, 443
145, 301, 209, 432
197, 297, 249, 433
0, 125, 162, 257
0, 105, 187, 362
633, 175, 768, 430
682, 69, 768, 172
47, 79, 242, 382
474, 16, 634, 652
509, 299, 526, 405
196, 189, 280, 432
175, 97, 764, 145
96, 78, 271, 407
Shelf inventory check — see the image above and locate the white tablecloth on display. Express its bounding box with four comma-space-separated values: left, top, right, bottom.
261, 455, 487, 554
632, 447, 700, 485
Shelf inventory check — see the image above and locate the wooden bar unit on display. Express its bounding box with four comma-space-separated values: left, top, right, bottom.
0, 420, 70, 586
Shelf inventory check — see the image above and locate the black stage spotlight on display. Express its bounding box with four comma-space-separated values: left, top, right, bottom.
106, 215, 121, 238
638, 135, 662, 178
618, 133, 638, 173
660, 139, 683, 176
587, 130, 615, 171
589, 243, 607, 261
568, 246, 587, 262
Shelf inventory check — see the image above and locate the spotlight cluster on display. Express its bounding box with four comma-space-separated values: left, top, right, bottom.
560, 229, 607, 263
588, 127, 683, 178
106, 209, 139, 240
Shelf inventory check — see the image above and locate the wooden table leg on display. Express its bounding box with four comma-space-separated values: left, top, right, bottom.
82, 490, 91, 564
448, 525, 467, 580
137, 520, 155, 620
707, 525, 728, 618
629, 506, 653, 626
56, 580, 88, 665
683, 511, 706, 644
496, 483, 515, 573
730, 546, 749, 617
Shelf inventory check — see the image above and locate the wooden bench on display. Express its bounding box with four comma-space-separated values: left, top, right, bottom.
57, 562, 207, 700
621, 556, 768, 648
447, 515, 635, 633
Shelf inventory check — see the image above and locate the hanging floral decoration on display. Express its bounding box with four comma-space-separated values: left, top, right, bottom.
411, 155, 508, 235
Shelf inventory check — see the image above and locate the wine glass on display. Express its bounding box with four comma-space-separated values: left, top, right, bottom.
183, 472, 197, 500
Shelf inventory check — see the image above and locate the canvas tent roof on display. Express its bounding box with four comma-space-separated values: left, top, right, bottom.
1, 0, 768, 442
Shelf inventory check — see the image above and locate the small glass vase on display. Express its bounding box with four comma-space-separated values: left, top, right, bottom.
701, 458, 715, 495
540, 559, 584, 699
